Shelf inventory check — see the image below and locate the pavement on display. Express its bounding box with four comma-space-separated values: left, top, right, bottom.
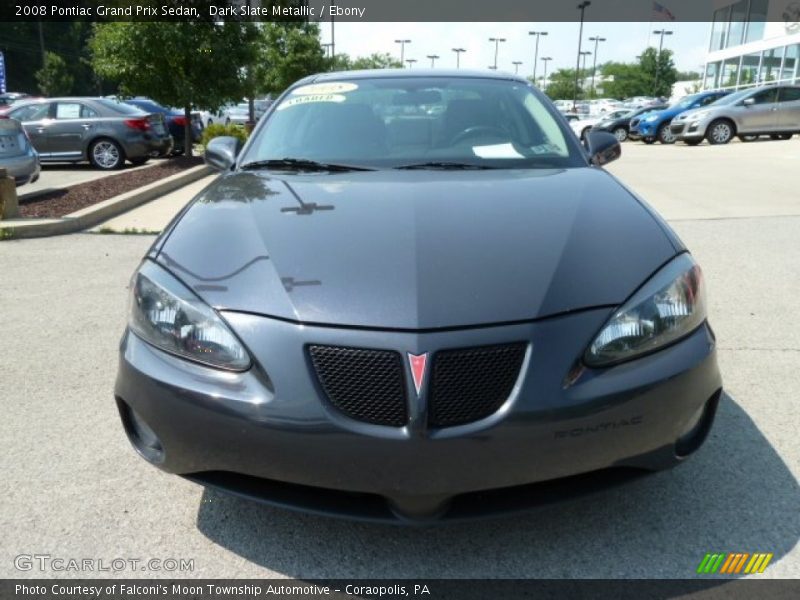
18, 160, 162, 200
0, 140, 798, 579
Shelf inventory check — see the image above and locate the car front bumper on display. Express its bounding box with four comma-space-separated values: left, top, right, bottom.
115, 308, 722, 523
670, 118, 709, 141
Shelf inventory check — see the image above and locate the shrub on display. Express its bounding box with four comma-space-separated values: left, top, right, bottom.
200, 123, 248, 148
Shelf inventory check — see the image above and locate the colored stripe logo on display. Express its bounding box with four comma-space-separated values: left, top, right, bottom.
697, 552, 773, 574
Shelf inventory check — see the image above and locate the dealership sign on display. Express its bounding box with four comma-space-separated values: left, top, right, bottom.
0, 52, 6, 94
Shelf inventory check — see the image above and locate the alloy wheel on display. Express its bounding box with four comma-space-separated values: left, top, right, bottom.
92, 141, 121, 169
710, 122, 732, 144
613, 127, 628, 142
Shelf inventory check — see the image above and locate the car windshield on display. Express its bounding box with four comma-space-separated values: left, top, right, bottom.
243, 76, 581, 169
671, 94, 706, 109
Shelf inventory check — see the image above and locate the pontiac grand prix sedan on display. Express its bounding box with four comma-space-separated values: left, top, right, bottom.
115, 70, 722, 523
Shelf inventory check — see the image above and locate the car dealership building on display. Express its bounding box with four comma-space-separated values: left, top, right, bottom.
703, 0, 800, 90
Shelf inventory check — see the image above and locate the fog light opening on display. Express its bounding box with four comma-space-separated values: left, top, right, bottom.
116, 397, 165, 464
675, 389, 721, 458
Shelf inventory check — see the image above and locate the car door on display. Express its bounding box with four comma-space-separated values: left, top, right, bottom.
46, 101, 99, 159
739, 88, 779, 133
8, 102, 53, 156
776, 86, 800, 131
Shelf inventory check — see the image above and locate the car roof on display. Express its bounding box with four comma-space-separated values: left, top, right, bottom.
296, 68, 528, 86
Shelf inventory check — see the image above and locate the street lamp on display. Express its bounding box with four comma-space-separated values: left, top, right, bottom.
395, 39, 411, 66
652, 29, 674, 95
574, 2, 591, 111
427, 54, 440, 68
489, 37, 506, 70
579, 51, 591, 93
405, 58, 417, 68
528, 30, 548, 81
541, 56, 552, 89
512, 60, 523, 74
452, 47, 466, 68
588, 36, 606, 94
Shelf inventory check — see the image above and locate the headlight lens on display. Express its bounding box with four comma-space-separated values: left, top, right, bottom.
584, 254, 707, 367
644, 114, 659, 122
129, 261, 251, 371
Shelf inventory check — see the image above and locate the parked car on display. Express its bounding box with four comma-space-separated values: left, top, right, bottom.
0, 117, 40, 186
591, 104, 668, 142
629, 90, 730, 144
114, 70, 721, 523
670, 85, 800, 145
123, 98, 201, 155
222, 102, 253, 126
0, 94, 43, 116
589, 98, 623, 113
5, 97, 173, 169
570, 109, 630, 140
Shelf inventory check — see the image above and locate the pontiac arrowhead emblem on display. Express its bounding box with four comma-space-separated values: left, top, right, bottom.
407, 353, 428, 395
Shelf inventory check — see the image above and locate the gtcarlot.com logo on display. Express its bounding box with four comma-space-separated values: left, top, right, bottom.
14, 554, 194, 573
697, 552, 773, 575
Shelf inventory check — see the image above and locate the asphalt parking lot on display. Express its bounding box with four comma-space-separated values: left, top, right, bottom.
1, 140, 798, 579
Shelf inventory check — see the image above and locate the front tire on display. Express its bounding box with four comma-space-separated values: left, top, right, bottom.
89, 139, 125, 170
707, 119, 734, 144
657, 123, 676, 144
612, 127, 628, 142
642, 136, 656, 145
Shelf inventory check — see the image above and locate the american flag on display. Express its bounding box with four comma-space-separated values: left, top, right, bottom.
653, 1, 676, 21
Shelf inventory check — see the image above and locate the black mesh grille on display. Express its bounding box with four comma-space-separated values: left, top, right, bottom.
429, 343, 527, 428
308, 345, 408, 427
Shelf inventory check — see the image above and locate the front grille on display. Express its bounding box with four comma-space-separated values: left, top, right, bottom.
428, 343, 527, 428
308, 345, 408, 427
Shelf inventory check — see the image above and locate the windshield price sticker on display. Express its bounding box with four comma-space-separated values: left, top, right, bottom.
277, 94, 347, 111
291, 82, 358, 96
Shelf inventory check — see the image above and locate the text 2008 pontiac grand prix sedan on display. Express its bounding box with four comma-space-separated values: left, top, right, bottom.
114, 70, 722, 523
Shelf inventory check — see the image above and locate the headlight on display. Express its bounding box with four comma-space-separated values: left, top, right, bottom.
689, 111, 709, 121
584, 254, 707, 367
643, 114, 659, 122
129, 260, 251, 371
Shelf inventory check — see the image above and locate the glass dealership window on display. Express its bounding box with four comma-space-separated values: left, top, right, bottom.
745, 0, 768, 43
721, 57, 741, 88
710, 6, 730, 51
761, 47, 783, 83
726, 0, 748, 48
705, 62, 721, 89
780, 45, 798, 82
739, 52, 760, 87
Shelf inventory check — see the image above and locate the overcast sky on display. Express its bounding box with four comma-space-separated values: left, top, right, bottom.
321, 22, 711, 76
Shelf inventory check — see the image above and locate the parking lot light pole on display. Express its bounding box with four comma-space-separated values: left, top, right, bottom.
512, 61, 523, 74
427, 54, 440, 68
580, 51, 592, 93
652, 29, 674, 96
395, 39, 411, 66
406, 58, 417, 68
528, 31, 548, 81
489, 37, 506, 70
452, 47, 466, 68
588, 36, 606, 94
574, 2, 591, 111
541, 56, 552, 89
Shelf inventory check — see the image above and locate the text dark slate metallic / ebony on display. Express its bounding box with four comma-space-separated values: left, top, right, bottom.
114, 70, 722, 523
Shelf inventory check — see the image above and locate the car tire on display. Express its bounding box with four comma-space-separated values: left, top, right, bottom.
89, 138, 125, 170
642, 136, 656, 145
612, 127, 628, 142
770, 133, 792, 140
129, 157, 149, 166
738, 134, 758, 142
657, 123, 676, 144
706, 119, 734, 145
683, 138, 702, 146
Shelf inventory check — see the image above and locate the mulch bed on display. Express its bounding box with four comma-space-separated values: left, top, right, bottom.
18, 156, 203, 219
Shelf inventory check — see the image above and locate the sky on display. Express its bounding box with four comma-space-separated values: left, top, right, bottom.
320, 22, 712, 77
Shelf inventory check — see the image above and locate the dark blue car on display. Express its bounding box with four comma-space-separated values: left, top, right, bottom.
630, 90, 730, 144
123, 98, 202, 155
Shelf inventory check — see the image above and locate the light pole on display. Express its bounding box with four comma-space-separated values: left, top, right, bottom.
452, 47, 466, 68
427, 54, 440, 68
574, 2, 591, 110
512, 61, 523, 74
652, 29, 674, 96
541, 56, 552, 89
406, 58, 417, 68
528, 30, 548, 81
588, 36, 606, 94
395, 39, 411, 66
579, 51, 591, 94
489, 37, 506, 70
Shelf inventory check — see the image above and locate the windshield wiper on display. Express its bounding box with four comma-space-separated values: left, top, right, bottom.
240, 158, 376, 172
394, 161, 496, 170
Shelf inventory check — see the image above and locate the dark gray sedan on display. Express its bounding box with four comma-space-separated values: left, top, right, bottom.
115, 71, 722, 523
6, 97, 173, 169
0, 117, 40, 186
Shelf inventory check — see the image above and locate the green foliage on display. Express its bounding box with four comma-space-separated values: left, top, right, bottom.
638, 47, 678, 98
35, 52, 74, 96
256, 23, 327, 96
200, 123, 248, 148
91, 16, 260, 156
543, 68, 591, 101
601, 61, 651, 99
332, 52, 403, 71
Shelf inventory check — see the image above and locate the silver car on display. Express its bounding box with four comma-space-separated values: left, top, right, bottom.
671, 85, 800, 145
5, 97, 174, 169
0, 117, 40, 186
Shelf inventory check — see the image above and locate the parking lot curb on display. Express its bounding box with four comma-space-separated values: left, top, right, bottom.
0, 164, 212, 239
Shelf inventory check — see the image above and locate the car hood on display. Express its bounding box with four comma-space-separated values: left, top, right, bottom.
156, 168, 678, 329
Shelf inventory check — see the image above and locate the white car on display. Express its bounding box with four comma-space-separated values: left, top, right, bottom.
570, 109, 630, 140
589, 98, 623, 113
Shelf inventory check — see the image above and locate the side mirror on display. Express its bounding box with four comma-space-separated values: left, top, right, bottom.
742, 97, 755, 107
204, 136, 242, 171
584, 130, 621, 167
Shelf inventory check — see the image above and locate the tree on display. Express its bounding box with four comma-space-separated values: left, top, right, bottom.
91, 15, 259, 156
639, 47, 677, 98
601, 61, 650, 99
542, 68, 590, 101
256, 23, 327, 97
341, 52, 403, 70
35, 52, 74, 96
